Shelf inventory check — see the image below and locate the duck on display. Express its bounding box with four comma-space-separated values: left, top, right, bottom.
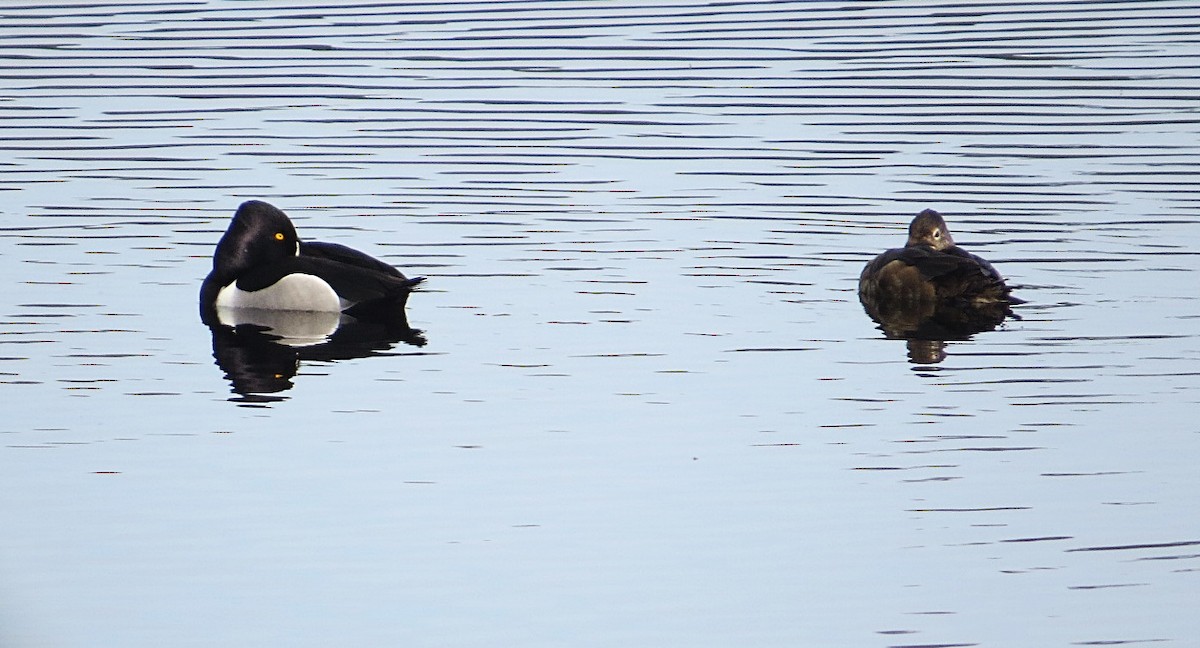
200, 200, 424, 326
859, 209, 1016, 310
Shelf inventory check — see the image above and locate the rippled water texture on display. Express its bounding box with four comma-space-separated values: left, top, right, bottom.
2, 2, 1198, 646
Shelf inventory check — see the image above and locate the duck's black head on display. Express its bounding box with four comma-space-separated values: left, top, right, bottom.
210, 200, 301, 280
906, 209, 955, 251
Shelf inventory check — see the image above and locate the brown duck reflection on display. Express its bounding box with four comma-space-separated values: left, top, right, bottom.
206, 307, 426, 404
860, 297, 1014, 364
859, 209, 1020, 364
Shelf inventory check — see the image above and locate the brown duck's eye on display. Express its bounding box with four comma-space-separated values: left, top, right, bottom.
933, 229, 941, 238
274, 232, 285, 241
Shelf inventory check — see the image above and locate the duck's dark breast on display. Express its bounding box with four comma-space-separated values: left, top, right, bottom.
859, 249, 938, 304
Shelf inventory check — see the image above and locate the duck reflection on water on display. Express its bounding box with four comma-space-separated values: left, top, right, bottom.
860, 297, 1013, 364
859, 209, 1022, 364
206, 307, 426, 403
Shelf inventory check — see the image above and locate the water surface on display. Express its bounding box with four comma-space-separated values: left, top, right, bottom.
2, 2, 1198, 646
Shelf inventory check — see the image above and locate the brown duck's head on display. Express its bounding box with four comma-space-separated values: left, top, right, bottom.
906, 209, 955, 250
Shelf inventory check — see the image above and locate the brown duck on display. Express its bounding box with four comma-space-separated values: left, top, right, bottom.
859, 209, 1016, 309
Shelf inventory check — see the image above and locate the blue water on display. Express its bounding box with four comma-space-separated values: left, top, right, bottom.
2, 1, 1198, 646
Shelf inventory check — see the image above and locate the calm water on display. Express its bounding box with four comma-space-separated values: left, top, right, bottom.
2, 1, 1199, 646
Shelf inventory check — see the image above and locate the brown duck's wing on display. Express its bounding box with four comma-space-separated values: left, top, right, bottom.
922, 247, 1011, 303
860, 246, 968, 288
901, 246, 983, 281
943, 246, 1005, 281
861, 246, 1012, 304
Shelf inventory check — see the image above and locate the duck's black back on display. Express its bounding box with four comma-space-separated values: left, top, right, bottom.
300, 240, 405, 278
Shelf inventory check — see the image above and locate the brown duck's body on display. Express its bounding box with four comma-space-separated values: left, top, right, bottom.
859, 209, 1016, 310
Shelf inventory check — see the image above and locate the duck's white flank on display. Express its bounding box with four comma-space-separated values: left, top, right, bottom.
214, 273, 342, 312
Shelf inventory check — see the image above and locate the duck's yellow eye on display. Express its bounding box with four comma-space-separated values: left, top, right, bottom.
274, 232, 285, 241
